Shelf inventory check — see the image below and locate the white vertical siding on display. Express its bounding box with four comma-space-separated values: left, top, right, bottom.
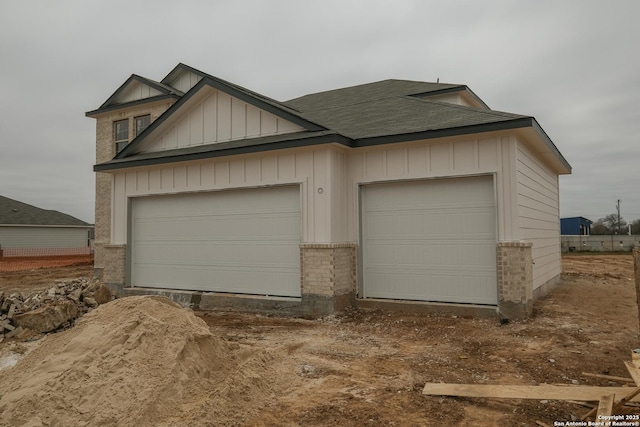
110, 147, 341, 245
496, 136, 519, 241
118, 81, 163, 104
424, 93, 474, 107
328, 148, 349, 242
168, 70, 203, 93
346, 136, 508, 242
111, 134, 562, 282
516, 141, 562, 290
142, 88, 305, 153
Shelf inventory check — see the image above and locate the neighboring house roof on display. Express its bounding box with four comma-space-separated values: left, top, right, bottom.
92, 64, 571, 174
0, 195, 92, 227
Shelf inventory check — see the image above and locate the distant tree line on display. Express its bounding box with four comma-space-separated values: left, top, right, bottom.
591, 213, 640, 235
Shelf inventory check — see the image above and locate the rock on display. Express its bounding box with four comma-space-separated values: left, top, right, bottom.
300, 364, 315, 376
93, 284, 112, 305
5, 325, 24, 339
13, 300, 78, 333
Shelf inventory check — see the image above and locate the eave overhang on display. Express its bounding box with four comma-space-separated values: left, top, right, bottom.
94, 117, 571, 175
85, 94, 181, 117
94, 131, 348, 172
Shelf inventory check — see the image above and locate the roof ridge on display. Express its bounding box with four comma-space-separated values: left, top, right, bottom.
405, 96, 528, 119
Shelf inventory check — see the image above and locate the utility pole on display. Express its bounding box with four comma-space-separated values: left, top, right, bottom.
616, 199, 621, 234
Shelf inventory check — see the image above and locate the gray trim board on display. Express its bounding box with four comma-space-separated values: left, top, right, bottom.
114, 77, 327, 159
94, 132, 348, 172
85, 94, 181, 117
94, 118, 571, 173
86, 74, 183, 116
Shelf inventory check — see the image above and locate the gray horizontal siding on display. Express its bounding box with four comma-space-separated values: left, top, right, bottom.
0, 226, 91, 249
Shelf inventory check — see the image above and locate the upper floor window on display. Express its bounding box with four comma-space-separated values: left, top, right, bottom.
135, 115, 151, 137
113, 119, 129, 154
114, 119, 129, 142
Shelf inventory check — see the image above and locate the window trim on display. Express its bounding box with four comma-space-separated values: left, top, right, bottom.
114, 119, 129, 143
134, 114, 151, 137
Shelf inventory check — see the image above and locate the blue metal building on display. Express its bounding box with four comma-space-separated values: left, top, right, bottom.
560, 217, 592, 235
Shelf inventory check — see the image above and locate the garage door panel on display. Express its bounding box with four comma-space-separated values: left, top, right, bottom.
133, 264, 297, 294
131, 185, 301, 297
362, 176, 497, 305
365, 269, 496, 304
366, 208, 494, 238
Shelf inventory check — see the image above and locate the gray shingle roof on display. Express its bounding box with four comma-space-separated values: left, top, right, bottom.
0, 196, 91, 226
93, 68, 570, 173
285, 79, 463, 111
287, 92, 526, 140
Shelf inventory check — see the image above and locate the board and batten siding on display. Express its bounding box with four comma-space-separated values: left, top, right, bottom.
110, 132, 562, 283
139, 87, 305, 153
165, 69, 203, 94
515, 141, 562, 290
346, 134, 521, 243
0, 226, 90, 249
111, 147, 344, 246
118, 81, 164, 105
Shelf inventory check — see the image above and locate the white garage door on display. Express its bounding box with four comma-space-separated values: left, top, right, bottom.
361, 176, 497, 305
130, 185, 301, 297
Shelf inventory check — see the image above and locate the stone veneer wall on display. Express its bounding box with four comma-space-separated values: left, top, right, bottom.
497, 241, 533, 320
92, 101, 175, 280
101, 244, 126, 286
300, 243, 357, 310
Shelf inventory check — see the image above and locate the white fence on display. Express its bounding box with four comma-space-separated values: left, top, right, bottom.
561, 235, 640, 252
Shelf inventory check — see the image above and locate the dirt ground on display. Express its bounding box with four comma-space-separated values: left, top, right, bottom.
1, 254, 639, 426
0, 255, 94, 272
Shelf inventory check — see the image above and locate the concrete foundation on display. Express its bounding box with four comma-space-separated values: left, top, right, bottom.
97, 240, 551, 320
355, 298, 499, 319
120, 287, 355, 318
532, 273, 562, 301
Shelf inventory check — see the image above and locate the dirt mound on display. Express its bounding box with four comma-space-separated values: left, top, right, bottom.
0, 296, 279, 426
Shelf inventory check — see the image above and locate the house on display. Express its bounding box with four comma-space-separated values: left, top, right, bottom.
87, 64, 571, 319
0, 195, 93, 253
561, 217, 592, 236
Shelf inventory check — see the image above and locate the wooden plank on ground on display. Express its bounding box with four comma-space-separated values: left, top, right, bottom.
624, 361, 640, 386
611, 387, 640, 414
422, 383, 640, 402
582, 372, 635, 384
635, 248, 640, 336
596, 394, 615, 418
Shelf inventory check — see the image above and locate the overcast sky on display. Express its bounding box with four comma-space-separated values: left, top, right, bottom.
1, 0, 638, 225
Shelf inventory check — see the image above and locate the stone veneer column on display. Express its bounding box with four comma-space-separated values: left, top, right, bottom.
102, 245, 126, 294
91, 101, 175, 286
299, 243, 357, 314
497, 241, 533, 320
